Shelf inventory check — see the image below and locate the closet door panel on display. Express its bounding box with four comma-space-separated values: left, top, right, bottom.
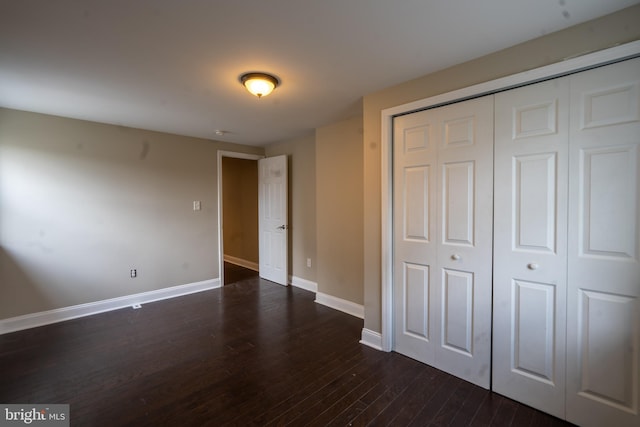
435, 96, 494, 389
493, 77, 570, 418
393, 110, 438, 364
567, 57, 640, 427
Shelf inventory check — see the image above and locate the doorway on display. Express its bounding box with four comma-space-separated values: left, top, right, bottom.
218, 151, 262, 286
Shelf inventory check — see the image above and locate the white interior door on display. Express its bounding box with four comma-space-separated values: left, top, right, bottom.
566, 57, 640, 427
393, 95, 494, 388
492, 77, 570, 418
258, 155, 288, 286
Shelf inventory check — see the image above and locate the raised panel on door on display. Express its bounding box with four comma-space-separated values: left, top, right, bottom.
434, 95, 494, 389
514, 153, 558, 253
493, 77, 569, 418
566, 57, 640, 427
511, 280, 556, 382
404, 166, 430, 242
442, 161, 474, 246
578, 291, 637, 410
403, 263, 430, 340
579, 146, 637, 260
393, 110, 437, 364
441, 269, 474, 355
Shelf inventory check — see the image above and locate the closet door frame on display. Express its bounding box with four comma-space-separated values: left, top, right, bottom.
377, 40, 640, 353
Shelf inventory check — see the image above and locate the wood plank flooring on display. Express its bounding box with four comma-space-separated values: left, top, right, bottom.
0, 274, 575, 426
224, 261, 259, 285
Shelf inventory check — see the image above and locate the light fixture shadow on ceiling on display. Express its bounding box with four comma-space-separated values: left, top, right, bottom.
239, 72, 280, 98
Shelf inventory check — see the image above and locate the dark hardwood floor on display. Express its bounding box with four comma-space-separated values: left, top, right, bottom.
224, 261, 259, 285
0, 276, 575, 426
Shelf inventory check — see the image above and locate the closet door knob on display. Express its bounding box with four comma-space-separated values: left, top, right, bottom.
527, 263, 539, 270
451, 254, 461, 261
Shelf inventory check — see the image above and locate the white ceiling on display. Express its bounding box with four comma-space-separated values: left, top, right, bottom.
1, 1, 638, 146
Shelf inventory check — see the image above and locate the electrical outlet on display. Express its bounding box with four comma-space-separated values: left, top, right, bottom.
132, 303, 142, 309
130, 269, 137, 278
307, 258, 312, 268
193, 200, 201, 211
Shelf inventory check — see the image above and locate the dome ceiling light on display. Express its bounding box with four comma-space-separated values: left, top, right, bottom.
240, 72, 279, 98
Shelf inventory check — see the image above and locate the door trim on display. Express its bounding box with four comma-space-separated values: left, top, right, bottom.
217, 150, 264, 286
379, 40, 640, 352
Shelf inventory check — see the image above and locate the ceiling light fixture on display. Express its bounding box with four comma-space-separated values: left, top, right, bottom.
240, 72, 279, 98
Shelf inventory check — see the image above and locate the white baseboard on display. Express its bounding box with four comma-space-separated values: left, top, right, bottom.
223, 254, 259, 271
360, 328, 384, 351
315, 292, 364, 319
0, 278, 221, 335
289, 276, 318, 293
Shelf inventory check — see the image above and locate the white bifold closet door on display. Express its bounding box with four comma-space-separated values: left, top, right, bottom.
492, 77, 570, 418
566, 57, 640, 427
393, 96, 494, 389
494, 57, 640, 426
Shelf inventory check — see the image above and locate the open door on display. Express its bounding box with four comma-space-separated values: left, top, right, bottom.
258, 155, 288, 285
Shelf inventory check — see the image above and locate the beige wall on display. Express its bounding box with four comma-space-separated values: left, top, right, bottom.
362, 5, 640, 332
222, 157, 259, 265
0, 108, 262, 319
265, 133, 317, 283
316, 116, 364, 304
